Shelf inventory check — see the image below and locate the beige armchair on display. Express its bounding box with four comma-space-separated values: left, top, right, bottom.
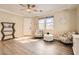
34, 30, 43, 39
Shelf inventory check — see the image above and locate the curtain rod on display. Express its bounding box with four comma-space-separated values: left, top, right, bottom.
38, 16, 54, 19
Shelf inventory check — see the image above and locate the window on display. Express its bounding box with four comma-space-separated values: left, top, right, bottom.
38, 19, 45, 30
38, 16, 54, 30
46, 17, 54, 30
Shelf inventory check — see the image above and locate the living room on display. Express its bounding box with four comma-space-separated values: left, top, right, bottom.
0, 4, 79, 55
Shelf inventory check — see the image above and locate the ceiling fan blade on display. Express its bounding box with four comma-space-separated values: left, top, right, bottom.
33, 10, 38, 12
33, 9, 43, 12
32, 5, 35, 8
19, 4, 43, 13
19, 4, 26, 7
20, 9, 25, 10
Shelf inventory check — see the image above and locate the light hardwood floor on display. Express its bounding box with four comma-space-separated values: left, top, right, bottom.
0, 37, 74, 55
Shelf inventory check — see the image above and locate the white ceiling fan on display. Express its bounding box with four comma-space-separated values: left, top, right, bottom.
19, 4, 43, 13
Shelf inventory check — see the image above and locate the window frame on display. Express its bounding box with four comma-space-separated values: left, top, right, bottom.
38, 16, 54, 30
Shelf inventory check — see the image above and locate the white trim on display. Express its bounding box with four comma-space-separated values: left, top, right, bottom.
0, 8, 24, 17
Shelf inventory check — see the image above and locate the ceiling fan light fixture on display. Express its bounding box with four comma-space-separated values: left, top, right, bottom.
20, 4, 43, 13
26, 9, 31, 12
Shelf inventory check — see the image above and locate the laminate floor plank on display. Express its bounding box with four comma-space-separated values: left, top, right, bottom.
0, 37, 73, 55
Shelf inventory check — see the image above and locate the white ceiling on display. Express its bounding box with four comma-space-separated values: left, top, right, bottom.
0, 4, 78, 17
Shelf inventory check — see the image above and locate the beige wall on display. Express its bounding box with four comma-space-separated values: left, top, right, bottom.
0, 11, 24, 40
76, 7, 79, 32
0, 10, 38, 39
54, 7, 79, 35
35, 8, 77, 35
54, 9, 77, 35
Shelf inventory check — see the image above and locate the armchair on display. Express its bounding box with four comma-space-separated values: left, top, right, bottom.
34, 30, 43, 39
44, 32, 54, 41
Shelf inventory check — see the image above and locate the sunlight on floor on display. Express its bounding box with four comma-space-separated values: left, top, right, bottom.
14, 37, 38, 43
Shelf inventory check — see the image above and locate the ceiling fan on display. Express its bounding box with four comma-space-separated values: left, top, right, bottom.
19, 4, 43, 13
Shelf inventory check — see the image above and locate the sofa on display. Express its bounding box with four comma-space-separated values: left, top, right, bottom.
58, 32, 75, 44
